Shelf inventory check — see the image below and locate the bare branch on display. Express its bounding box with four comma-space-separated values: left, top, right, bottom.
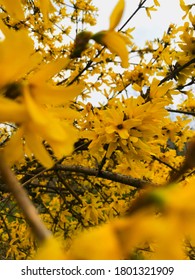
54, 164, 156, 188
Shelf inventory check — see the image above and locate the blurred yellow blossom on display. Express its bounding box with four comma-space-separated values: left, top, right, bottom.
0, 24, 83, 167
92, 0, 129, 68
34, 0, 56, 28
180, 0, 194, 19
36, 237, 67, 260
109, 0, 125, 30
0, 0, 25, 20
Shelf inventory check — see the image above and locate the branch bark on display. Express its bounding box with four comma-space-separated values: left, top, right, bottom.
54, 164, 156, 188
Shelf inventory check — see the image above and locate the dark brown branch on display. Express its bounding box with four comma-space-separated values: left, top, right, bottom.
159, 58, 195, 85
152, 155, 178, 172
119, 0, 147, 31
55, 171, 83, 205
57, 48, 104, 86
22, 167, 47, 187
167, 108, 195, 117
54, 164, 156, 188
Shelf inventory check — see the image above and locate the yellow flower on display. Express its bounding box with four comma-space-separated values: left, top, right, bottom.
36, 237, 67, 260
0, 25, 83, 167
1, 82, 82, 168
105, 108, 141, 139
0, 25, 41, 87
180, 0, 194, 19
149, 78, 173, 99
0, 0, 25, 20
66, 223, 123, 260
109, 0, 125, 30
92, 0, 129, 68
145, 6, 157, 19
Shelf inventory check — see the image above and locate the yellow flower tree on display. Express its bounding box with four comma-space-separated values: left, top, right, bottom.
0, 0, 195, 260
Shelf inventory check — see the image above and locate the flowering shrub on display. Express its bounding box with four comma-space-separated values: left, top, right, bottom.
0, 0, 195, 260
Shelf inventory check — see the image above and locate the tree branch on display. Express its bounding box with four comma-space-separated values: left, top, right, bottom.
119, 0, 147, 31
167, 108, 195, 117
159, 58, 195, 85
55, 171, 83, 205
54, 164, 156, 188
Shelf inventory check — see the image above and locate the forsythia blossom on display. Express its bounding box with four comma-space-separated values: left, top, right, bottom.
92, 0, 129, 68
0, 23, 83, 167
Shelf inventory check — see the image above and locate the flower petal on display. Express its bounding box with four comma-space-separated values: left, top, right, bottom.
36, 237, 67, 260
0, 27, 41, 87
94, 31, 129, 68
24, 87, 47, 126
118, 129, 129, 139
48, 124, 77, 158
32, 83, 84, 105
109, 0, 125, 30
30, 57, 70, 84
25, 130, 54, 168
3, 128, 24, 166
0, 0, 25, 20
0, 96, 27, 123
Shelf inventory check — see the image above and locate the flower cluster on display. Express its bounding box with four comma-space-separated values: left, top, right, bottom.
79, 92, 171, 162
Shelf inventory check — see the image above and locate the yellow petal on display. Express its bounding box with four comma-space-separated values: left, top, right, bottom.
154, 0, 160, 6
36, 237, 67, 260
48, 124, 77, 158
24, 87, 47, 126
25, 130, 54, 168
109, 0, 125, 30
30, 57, 70, 84
34, 0, 56, 28
24, 88, 69, 143
3, 128, 24, 166
67, 223, 123, 260
118, 129, 129, 139
51, 107, 81, 120
0, 96, 27, 123
0, 28, 40, 87
107, 142, 118, 157
32, 83, 84, 105
99, 31, 129, 68
0, 0, 25, 20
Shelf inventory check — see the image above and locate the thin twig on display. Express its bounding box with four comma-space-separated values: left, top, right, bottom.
152, 155, 178, 172
55, 171, 83, 205
167, 108, 195, 117
119, 0, 147, 31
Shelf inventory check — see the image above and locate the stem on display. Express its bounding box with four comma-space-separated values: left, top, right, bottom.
54, 164, 156, 188
167, 108, 195, 117
119, 0, 147, 31
0, 153, 51, 242
159, 58, 195, 85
